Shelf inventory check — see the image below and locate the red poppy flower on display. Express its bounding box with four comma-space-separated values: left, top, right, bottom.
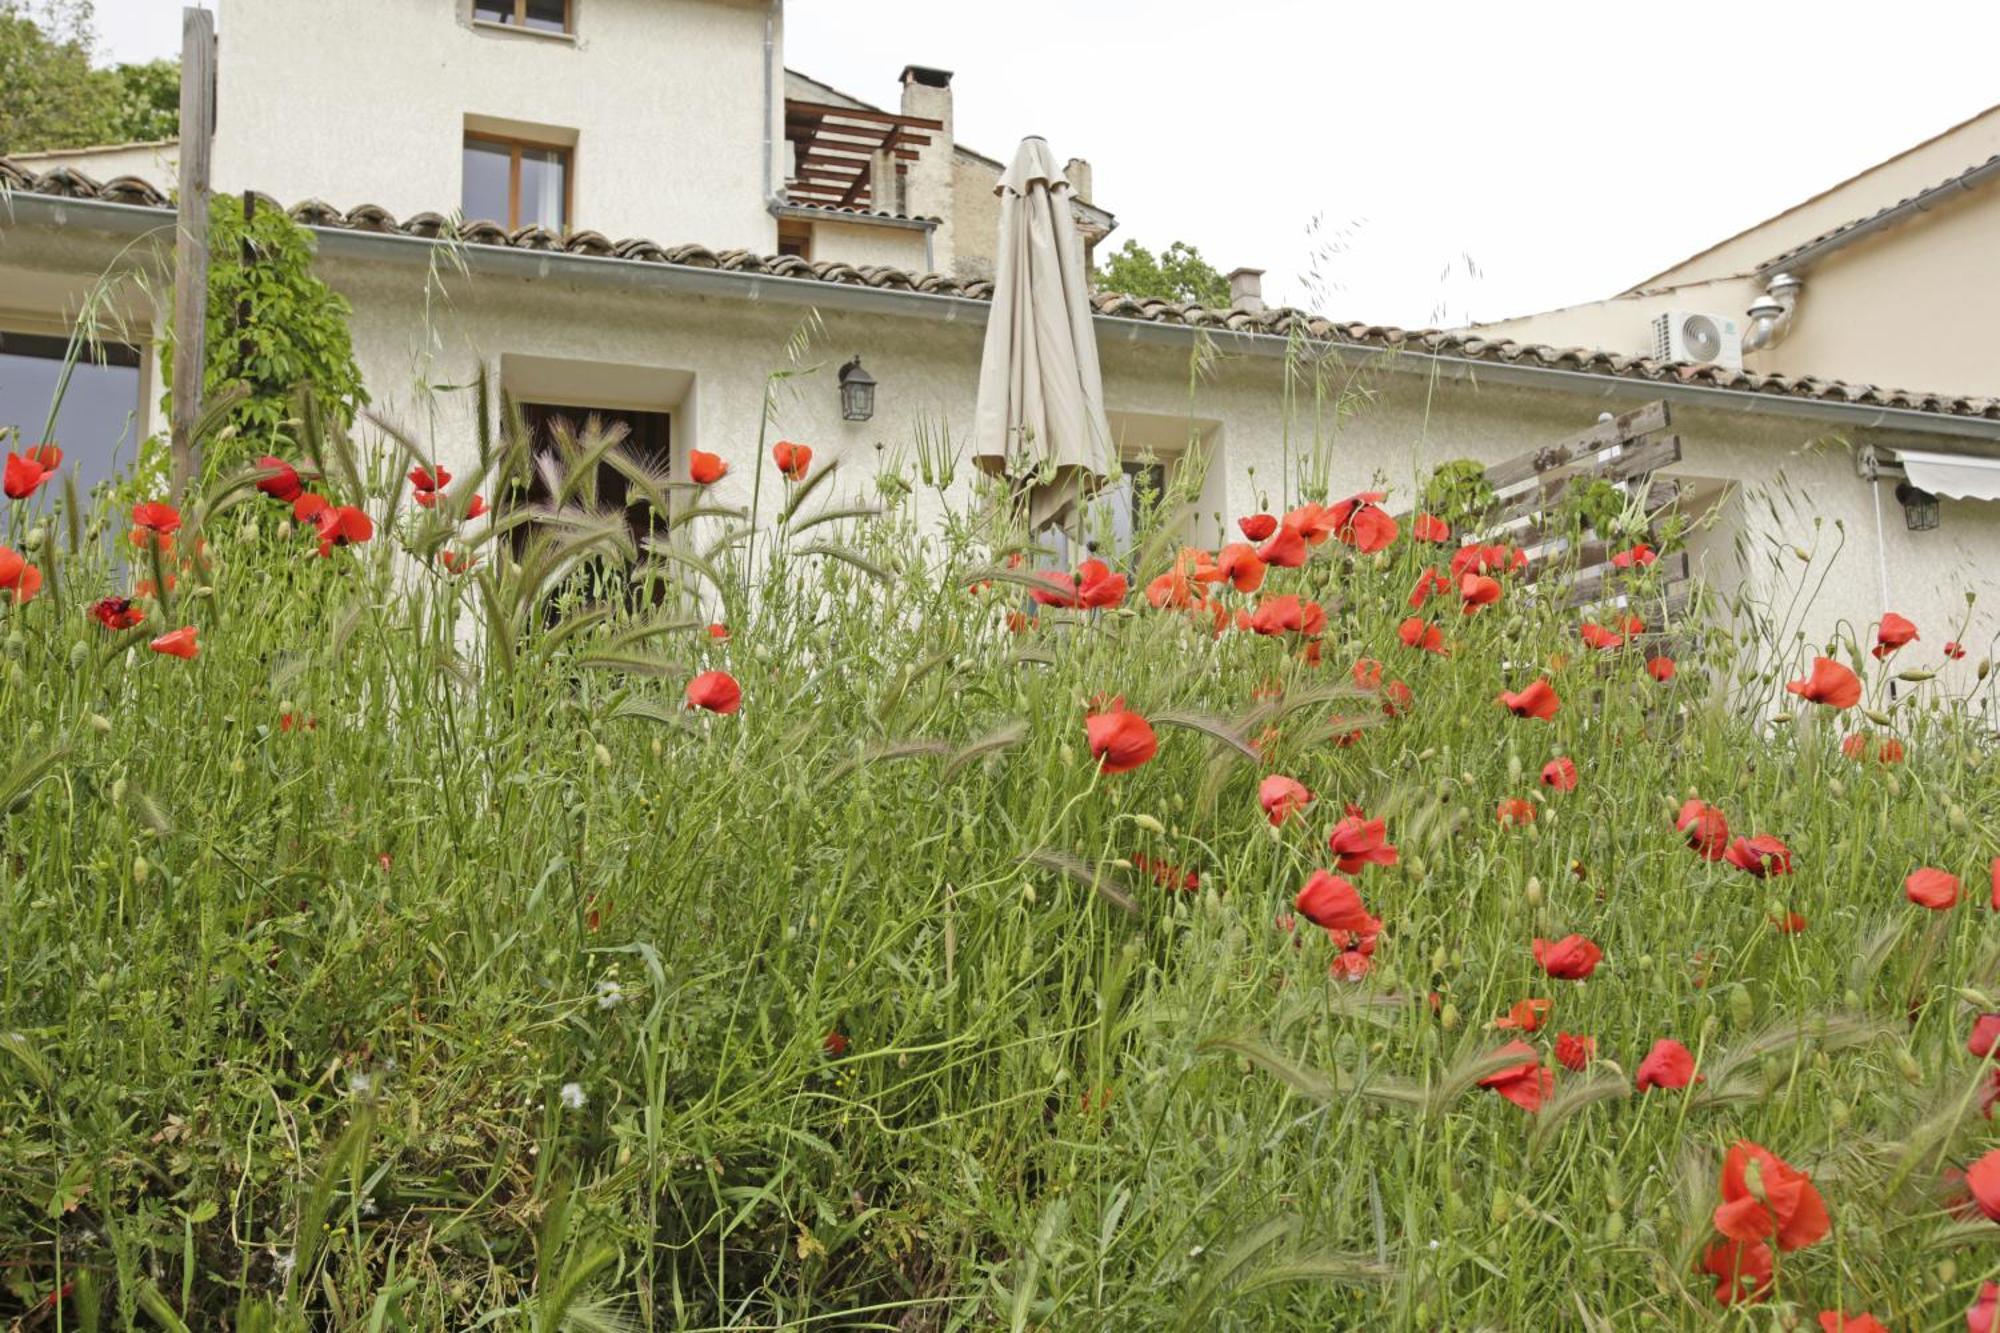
1214, 542, 1265, 593
463, 494, 488, 519
1610, 542, 1657, 570
1964, 1148, 2000, 1223
1497, 797, 1536, 826
131, 500, 181, 537
1872, 611, 1918, 659
1646, 656, 1676, 681
1411, 512, 1449, 543
1723, 835, 1792, 878
1713, 1140, 1830, 1252
1329, 948, 1373, 981
1816, 1313, 1887, 1333
314, 504, 374, 557
0, 546, 40, 603
1533, 934, 1602, 980
1005, 610, 1036, 634
1294, 870, 1378, 934
293, 492, 330, 524
707, 622, 729, 640
772, 440, 812, 480
1033, 559, 1127, 610
149, 626, 199, 659
1497, 678, 1560, 721
1352, 658, 1384, 690
1451, 542, 1526, 578
1250, 593, 1325, 638
1635, 1038, 1701, 1090
1282, 502, 1338, 546
1478, 1040, 1553, 1112
1701, 1237, 1773, 1306
89, 596, 144, 630
1459, 572, 1502, 613
1540, 757, 1577, 791
1786, 657, 1861, 709
1327, 813, 1398, 873
1676, 799, 1729, 860
1255, 522, 1307, 569
437, 549, 476, 575
3, 449, 56, 498
1398, 616, 1447, 654
823, 1030, 848, 1056
1132, 851, 1199, 892
1085, 703, 1157, 774
1770, 911, 1807, 934
688, 449, 728, 484
1259, 774, 1312, 826
1554, 1031, 1595, 1071
1493, 997, 1550, 1031
1381, 679, 1413, 717
1945, 640, 1967, 660
1579, 621, 1626, 650
1975, 1283, 2000, 1333
1409, 565, 1451, 609
1237, 513, 1277, 541
1993, 856, 2000, 911
409, 464, 451, 495
685, 669, 742, 714
254, 455, 302, 502
1906, 866, 1961, 910
1329, 492, 1398, 553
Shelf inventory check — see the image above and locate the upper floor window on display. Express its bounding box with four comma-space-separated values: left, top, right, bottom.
473, 0, 571, 33
463, 133, 571, 232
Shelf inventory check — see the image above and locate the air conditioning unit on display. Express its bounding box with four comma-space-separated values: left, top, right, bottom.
1651, 311, 1743, 371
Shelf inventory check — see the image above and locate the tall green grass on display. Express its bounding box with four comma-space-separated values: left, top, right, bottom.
2, 379, 1998, 1331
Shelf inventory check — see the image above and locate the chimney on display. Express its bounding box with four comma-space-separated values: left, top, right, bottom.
1063, 156, 1093, 204
900, 65, 955, 270
1227, 267, 1266, 313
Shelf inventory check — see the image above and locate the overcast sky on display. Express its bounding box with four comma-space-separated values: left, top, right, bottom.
91, 1, 1999, 328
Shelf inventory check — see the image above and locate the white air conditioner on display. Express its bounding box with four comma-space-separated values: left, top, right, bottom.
1651, 310, 1743, 370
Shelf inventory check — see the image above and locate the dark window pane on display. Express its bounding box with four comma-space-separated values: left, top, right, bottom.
523, 0, 567, 31
462, 138, 511, 225
519, 147, 567, 230
472, 0, 511, 21
0, 331, 143, 507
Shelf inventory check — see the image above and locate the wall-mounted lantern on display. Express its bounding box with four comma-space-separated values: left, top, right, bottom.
1895, 481, 1940, 531
838, 356, 876, 422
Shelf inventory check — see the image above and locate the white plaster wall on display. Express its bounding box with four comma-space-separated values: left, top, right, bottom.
11, 141, 180, 186
212, 0, 779, 250
806, 219, 928, 270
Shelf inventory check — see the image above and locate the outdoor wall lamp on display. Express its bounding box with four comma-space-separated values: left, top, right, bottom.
1895, 481, 1940, 531
838, 356, 876, 422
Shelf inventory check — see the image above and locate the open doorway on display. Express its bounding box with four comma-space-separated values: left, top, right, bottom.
517, 401, 672, 552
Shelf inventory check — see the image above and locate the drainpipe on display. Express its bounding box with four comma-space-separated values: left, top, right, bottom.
1741, 271, 1802, 353
762, 0, 784, 211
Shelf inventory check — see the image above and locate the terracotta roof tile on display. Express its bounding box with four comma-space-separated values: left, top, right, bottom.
5, 157, 1994, 423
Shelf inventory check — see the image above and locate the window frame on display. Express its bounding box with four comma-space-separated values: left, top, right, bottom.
471, 0, 573, 35
776, 219, 813, 260
462, 131, 574, 233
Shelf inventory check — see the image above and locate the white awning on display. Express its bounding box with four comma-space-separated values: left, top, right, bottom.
1898, 448, 2000, 502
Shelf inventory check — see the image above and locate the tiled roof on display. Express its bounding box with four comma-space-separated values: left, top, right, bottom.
773, 200, 939, 226
1759, 152, 2000, 275
5, 157, 1996, 424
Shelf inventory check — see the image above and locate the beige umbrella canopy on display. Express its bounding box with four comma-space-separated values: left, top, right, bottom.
972, 138, 1115, 534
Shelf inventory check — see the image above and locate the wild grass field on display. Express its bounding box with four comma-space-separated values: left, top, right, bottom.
3, 379, 2000, 1331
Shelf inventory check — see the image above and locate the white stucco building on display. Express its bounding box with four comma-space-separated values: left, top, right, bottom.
3, 0, 1999, 675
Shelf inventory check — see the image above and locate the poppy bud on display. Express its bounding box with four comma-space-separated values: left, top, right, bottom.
1490, 1187, 1514, 1226
132, 855, 149, 885
1507, 753, 1522, 784
1896, 1048, 1922, 1084
1430, 946, 1447, 972
1700, 1014, 1719, 1041
1439, 1003, 1459, 1031
112, 777, 126, 803
1830, 1100, 1850, 1130
1826, 777, 1845, 798
1863, 707, 1894, 727
593, 743, 612, 768
1602, 1211, 1624, 1242
1844, 987, 1862, 1009
1022, 883, 1036, 904
1771, 712, 1795, 725
1940, 1258, 1958, 1284
1525, 876, 1542, 906
1898, 668, 1936, 682
279, 699, 295, 716
1981, 658, 1992, 680
90, 713, 111, 734
650, 737, 663, 758
230, 757, 245, 775
1950, 804, 1970, 832
25, 526, 45, 550
1728, 985, 1754, 1029
1132, 813, 1165, 835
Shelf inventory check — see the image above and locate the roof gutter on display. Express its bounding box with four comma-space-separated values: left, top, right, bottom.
11, 190, 2000, 445
1755, 155, 2000, 278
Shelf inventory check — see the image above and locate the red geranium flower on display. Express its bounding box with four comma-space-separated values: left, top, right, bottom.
1498, 678, 1560, 721
1085, 702, 1158, 774
149, 626, 199, 659
1478, 1040, 1553, 1112
1872, 611, 1918, 659
688, 449, 728, 485
1906, 866, 1961, 910
685, 670, 742, 714
1646, 656, 1676, 681
1701, 1237, 1773, 1306
1539, 756, 1577, 791
1294, 869, 1378, 934
1532, 934, 1602, 980
1786, 656, 1861, 709
1676, 799, 1729, 860
1327, 812, 1398, 873
1554, 1031, 1595, 1070
1493, 997, 1550, 1031
1237, 513, 1277, 541
89, 596, 144, 630
772, 440, 812, 480
1411, 512, 1449, 543
1255, 521, 1307, 569
1397, 616, 1447, 654
1635, 1038, 1701, 1090
254, 455, 303, 502
314, 504, 374, 557
1258, 774, 1312, 827
1713, 1140, 1831, 1252
1497, 797, 1536, 827
1723, 835, 1793, 878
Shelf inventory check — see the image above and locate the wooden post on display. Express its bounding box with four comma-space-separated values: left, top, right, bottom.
168, 6, 215, 500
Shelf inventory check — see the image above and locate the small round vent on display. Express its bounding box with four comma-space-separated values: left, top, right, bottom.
1679, 314, 1722, 363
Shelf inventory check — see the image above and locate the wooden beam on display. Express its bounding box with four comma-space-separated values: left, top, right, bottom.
783, 98, 944, 131
168, 5, 215, 501
1480, 401, 1671, 492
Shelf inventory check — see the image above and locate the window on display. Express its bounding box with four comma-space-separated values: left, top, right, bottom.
473, 0, 570, 33
516, 402, 672, 610
1045, 457, 1171, 568
0, 330, 143, 504
776, 220, 813, 259
462, 133, 571, 231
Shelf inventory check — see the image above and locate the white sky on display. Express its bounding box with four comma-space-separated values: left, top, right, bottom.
90, 0, 2000, 328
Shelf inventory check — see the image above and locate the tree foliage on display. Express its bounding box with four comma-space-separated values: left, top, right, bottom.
0, 1, 180, 155
1097, 239, 1232, 307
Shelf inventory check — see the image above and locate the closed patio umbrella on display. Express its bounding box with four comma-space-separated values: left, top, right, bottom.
972, 137, 1114, 534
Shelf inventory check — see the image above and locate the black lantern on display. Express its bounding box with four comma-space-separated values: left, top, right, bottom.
1895, 481, 1940, 531
838, 355, 876, 422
